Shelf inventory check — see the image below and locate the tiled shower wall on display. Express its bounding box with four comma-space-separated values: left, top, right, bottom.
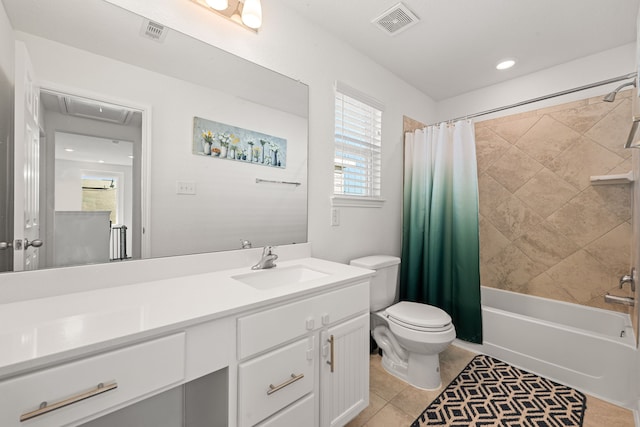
476, 91, 633, 313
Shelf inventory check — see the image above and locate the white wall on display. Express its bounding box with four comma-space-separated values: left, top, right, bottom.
436, 43, 636, 123
103, 0, 437, 264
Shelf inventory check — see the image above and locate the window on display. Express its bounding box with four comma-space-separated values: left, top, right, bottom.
334, 83, 383, 204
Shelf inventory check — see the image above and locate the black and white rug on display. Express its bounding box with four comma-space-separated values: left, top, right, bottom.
411, 354, 586, 426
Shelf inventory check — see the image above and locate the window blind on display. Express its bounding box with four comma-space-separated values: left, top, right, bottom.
334, 85, 383, 197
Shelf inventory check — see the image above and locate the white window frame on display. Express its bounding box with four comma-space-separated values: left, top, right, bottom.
332, 82, 385, 208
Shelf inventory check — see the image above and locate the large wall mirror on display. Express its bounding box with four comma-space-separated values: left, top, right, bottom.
0, 0, 308, 273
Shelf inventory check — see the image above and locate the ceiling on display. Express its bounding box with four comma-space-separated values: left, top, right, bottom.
277, 0, 640, 100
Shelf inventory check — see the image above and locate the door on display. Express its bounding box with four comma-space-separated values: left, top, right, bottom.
12, 41, 42, 271
320, 314, 369, 427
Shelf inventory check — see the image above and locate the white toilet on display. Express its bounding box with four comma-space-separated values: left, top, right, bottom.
350, 255, 456, 390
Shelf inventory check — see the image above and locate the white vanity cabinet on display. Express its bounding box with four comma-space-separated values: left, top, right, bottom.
320, 313, 369, 427
236, 280, 370, 427
0, 333, 186, 427
0, 254, 374, 427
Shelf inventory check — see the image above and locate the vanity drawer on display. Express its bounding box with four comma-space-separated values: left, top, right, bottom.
255, 394, 315, 427
238, 337, 314, 427
237, 281, 369, 358
0, 333, 185, 427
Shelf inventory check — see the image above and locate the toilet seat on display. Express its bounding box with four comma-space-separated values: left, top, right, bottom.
386, 301, 453, 333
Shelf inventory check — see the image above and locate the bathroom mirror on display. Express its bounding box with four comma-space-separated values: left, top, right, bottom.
0, 0, 308, 273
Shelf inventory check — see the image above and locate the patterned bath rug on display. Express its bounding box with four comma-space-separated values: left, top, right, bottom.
411, 354, 586, 427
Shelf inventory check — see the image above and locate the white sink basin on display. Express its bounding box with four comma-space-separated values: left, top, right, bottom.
232, 265, 329, 290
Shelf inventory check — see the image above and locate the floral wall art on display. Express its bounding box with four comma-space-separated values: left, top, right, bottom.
193, 116, 287, 168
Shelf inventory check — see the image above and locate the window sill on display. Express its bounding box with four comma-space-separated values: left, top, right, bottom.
331, 196, 386, 208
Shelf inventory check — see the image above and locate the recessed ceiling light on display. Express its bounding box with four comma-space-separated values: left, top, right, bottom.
64, 148, 75, 152
496, 59, 516, 70
98, 160, 105, 163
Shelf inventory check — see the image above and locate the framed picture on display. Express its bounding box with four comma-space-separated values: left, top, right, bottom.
193, 116, 287, 168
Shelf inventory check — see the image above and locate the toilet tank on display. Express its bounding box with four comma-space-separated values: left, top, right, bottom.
350, 255, 401, 311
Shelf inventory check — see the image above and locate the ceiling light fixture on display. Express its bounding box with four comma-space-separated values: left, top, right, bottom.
205, 0, 228, 10
241, 0, 262, 29
192, 0, 261, 32
64, 148, 75, 152
496, 59, 516, 70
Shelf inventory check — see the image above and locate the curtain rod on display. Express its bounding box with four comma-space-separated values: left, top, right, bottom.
433, 72, 637, 126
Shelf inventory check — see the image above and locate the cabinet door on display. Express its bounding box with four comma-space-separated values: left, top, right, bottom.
320, 314, 369, 427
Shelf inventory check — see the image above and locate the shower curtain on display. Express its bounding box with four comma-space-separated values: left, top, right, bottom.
400, 120, 482, 343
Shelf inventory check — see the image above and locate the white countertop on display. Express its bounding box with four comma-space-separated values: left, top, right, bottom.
0, 257, 373, 380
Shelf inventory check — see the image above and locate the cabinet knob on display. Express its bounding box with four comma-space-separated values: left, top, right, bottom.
322, 314, 330, 325
306, 318, 314, 330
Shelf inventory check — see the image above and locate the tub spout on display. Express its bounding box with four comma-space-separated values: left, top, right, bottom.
604, 293, 635, 306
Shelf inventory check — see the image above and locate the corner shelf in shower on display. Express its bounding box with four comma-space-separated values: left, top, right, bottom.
589, 171, 633, 185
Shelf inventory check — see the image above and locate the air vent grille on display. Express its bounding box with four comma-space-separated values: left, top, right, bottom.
140, 19, 168, 42
372, 2, 419, 35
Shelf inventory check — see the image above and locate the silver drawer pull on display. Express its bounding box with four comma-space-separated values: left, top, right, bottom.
327, 335, 335, 373
267, 373, 304, 395
20, 382, 118, 422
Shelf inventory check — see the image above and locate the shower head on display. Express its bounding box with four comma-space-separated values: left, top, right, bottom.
603, 80, 636, 102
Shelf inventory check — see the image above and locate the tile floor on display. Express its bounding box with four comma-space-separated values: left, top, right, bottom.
346, 345, 635, 427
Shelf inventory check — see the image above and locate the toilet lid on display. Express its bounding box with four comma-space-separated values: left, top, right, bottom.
386, 301, 452, 331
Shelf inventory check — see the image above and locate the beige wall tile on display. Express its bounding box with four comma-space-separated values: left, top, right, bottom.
546, 190, 624, 247
589, 185, 632, 222
479, 216, 510, 264
487, 115, 539, 144
513, 221, 579, 268
547, 136, 625, 190
513, 168, 579, 217
520, 272, 578, 303
475, 94, 631, 314
584, 222, 632, 277
549, 101, 618, 134
547, 250, 616, 303
475, 127, 512, 174
483, 245, 547, 289
515, 115, 582, 165
485, 194, 544, 240
585, 98, 633, 159
608, 157, 633, 175
478, 173, 512, 217
487, 146, 543, 193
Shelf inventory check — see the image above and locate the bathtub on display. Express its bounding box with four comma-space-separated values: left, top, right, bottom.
455, 287, 637, 408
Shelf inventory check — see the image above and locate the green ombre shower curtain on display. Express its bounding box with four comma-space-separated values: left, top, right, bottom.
400, 121, 482, 343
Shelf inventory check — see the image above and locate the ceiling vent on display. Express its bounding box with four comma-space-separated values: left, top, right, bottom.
372, 2, 419, 36
140, 19, 168, 43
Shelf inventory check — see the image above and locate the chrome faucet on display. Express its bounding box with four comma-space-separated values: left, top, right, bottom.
252, 246, 278, 270
619, 268, 636, 292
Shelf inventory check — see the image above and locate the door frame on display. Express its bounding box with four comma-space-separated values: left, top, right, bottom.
38, 80, 152, 261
